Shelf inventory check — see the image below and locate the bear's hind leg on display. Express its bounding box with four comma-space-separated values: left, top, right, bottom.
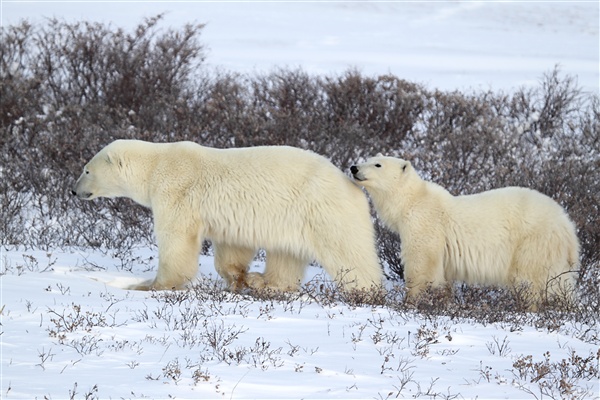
510, 234, 578, 310
247, 251, 307, 291
310, 209, 382, 290
214, 243, 256, 291
316, 238, 382, 291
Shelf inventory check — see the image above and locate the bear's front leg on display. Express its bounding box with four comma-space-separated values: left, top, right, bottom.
154, 228, 203, 290
129, 213, 203, 290
402, 247, 446, 301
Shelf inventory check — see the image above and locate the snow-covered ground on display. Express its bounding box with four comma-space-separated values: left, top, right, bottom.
2, 248, 598, 399
1, 2, 599, 399
2, 1, 598, 94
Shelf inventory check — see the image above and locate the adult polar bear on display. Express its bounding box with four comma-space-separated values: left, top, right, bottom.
73, 140, 382, 291
351, 155, 579, 307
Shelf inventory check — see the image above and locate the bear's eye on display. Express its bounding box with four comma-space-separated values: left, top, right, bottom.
85, 170, 90, 175
375, 163, 382, 168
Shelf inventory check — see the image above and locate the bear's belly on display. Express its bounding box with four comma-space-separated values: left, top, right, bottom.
444, 245, 512, 286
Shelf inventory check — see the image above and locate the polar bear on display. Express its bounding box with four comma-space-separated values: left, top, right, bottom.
351, 155, 579, 307
73, 140, 382, 291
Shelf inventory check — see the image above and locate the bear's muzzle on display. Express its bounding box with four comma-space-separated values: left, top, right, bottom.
350, 165, 365, 181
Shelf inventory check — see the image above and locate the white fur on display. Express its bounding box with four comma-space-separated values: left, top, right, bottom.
74, 140, 382, 291
351, 155, 579, 305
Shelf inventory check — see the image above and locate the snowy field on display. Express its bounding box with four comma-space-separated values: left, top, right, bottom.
1, 1, 599, 399
2, 248, 599, 399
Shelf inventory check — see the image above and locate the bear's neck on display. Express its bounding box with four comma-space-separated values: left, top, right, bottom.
371, 179, 427, 229
119, 151, 158, 209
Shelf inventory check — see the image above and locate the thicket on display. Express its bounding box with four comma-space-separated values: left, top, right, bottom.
1, 16, 598, 301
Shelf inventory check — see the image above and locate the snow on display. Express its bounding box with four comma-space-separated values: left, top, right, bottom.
2, 248, 598, 399
1, 1, 598, 94
1, 2, 599, 399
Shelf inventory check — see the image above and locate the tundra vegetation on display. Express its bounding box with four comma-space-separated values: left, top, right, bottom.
1, 16, 598, 399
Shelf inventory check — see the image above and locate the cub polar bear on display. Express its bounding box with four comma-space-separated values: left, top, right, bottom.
351, 155, 579, 307
73, 140, 382, 291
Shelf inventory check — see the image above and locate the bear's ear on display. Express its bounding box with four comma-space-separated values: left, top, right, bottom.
376, 152, 383, 157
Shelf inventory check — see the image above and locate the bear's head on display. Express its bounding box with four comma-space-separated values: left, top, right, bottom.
350, 155, 413, 193
72, 141, 127, 200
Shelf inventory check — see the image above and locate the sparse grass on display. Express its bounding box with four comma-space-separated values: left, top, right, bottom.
3, 253, 599, 398
512, 349, 600, 400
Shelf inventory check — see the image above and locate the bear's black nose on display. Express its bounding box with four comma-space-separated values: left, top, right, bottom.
71, 190, 77, 196
350, 165, 358, 175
